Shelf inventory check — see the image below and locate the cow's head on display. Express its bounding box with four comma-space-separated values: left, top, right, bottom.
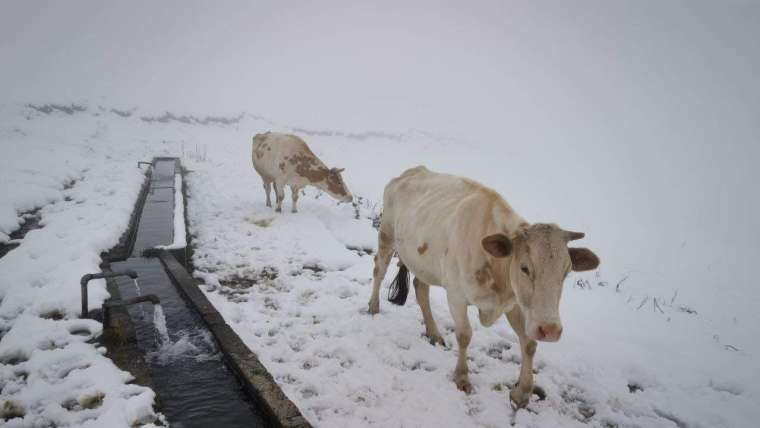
324, 168, 353, 203
482, 223, 599, 342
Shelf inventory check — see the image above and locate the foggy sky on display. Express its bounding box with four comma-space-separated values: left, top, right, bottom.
1, 1, 759, 252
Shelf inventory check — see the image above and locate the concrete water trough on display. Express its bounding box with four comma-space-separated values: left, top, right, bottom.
86, 157, 310, 428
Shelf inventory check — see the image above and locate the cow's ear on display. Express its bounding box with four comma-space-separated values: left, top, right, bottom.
569, 248, 600, 271
482, 234, 513, 258
332, 168, 345, 174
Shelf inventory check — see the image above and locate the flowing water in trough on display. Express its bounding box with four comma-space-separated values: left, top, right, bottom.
152, 304, 170, 344
110, 159, 265, 427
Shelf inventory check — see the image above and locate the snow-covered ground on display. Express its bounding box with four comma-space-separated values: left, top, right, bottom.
0, 106, 160, 426
1, 103, 758, 427
2, 1, 759, 426
185, 121, 759, 427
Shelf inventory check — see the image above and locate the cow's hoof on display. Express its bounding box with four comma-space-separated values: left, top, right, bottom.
510, 384, 544, 409
510, 389, 530, 409
266, 202, 272, 208
275, 208, 282, 213
367, 299, 379, 315
455, 375, 473, 394
426, 333, 446, 347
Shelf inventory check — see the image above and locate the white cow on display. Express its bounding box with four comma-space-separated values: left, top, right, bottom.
251, 132, 352, 212
368, 166, 600, 408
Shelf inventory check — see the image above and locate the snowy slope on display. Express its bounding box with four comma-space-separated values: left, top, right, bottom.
1, 103, 758, 427
184, 123, 759, 427
0, 106, 160, 427
1, 2, 758, 427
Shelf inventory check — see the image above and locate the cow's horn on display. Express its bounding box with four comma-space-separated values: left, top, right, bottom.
564, 230, 585, 241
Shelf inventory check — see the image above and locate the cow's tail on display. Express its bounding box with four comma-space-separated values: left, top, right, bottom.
387, 262, 410, 306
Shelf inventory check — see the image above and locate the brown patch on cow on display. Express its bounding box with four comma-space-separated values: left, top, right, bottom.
526, 340, 537, 357
417, 242, 428, 255
475, 262, 492, 286
279, 162, 286, 172
253, 142, 267, 159
325, 172, 347, 195
289, 152, 329, 184
379, 230, 392, 245
373, 265, 379, 277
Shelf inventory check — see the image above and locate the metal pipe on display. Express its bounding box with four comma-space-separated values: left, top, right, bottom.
102, 294, 160, 329
80, 270, 138, 318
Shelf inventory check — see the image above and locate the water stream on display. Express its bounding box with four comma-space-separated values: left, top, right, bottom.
133, 278, 146, 318
152, 304, 170, 344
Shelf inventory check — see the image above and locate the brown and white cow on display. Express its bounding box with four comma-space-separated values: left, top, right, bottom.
368, 166, 599, 408
251, 132, 353, 212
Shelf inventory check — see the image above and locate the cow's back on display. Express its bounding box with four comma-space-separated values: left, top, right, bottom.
252, 133, 320, 182
383, 166, 479, 233
383, 166, 523, 288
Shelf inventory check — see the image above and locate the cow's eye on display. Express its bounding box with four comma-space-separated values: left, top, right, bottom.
520, 265, 530, 276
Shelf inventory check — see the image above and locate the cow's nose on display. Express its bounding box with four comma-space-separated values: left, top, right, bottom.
536, 323, 563, 342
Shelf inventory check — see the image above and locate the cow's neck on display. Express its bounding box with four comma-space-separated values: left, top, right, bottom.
487, 194, 528, 235
475, 255, 516, 327
470, 208, 525, 326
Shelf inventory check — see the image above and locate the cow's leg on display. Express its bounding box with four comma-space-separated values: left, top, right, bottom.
505, 307, 537, 408
368, 228, 393, 314
413, 278, 445, 346
448, 296, 473, 393
290, 185, 301, 213
273, 180, 285, 213
263, 180, 272, 207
